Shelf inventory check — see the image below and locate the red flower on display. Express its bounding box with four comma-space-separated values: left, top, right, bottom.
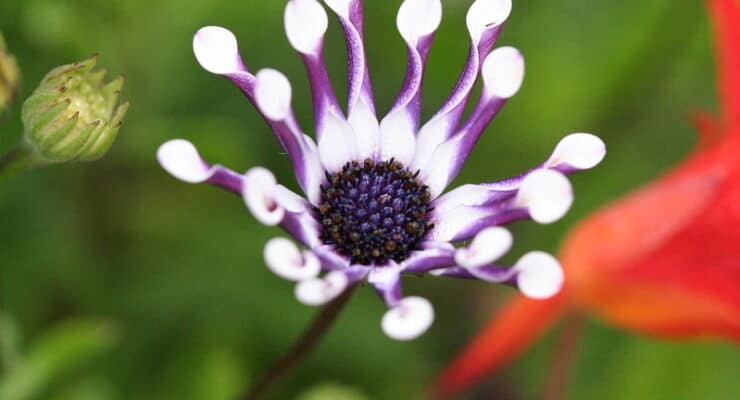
435, 0, 740, 396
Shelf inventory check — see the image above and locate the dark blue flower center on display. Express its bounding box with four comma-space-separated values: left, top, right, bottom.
316, 159, 434, 266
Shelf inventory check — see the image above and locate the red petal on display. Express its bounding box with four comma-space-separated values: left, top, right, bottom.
560, 137, 740, 341
692, 110, 722, 147
433, 293, 567, 398
709, 0, 740, 129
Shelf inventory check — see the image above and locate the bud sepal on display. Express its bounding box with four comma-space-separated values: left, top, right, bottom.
0, 32, 20, 115
21, 55, 129, 163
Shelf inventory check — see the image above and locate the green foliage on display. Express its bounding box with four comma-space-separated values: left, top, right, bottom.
189, 349, 246, 400
0, 317, 118, 400
298, 383, 367, 400
51, 378, 120, 400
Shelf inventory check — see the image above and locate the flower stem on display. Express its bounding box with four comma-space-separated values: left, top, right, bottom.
542, 314, 585, 400
240, 284, 358, 400
0, 144, 37, 181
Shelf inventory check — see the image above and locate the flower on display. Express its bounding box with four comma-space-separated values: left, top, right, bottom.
22, 55, 129, 163
0, 32, 20, 115
434, 0, 740, 394
157, 0, 604, 340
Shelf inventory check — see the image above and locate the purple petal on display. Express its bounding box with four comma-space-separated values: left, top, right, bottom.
400, 243, 455, 274
192, 27, 323, 203
434, 265, 517, 284
157, 139, 244, 193
410, 1, 509, 174
368, 264, 404, 307
430, 169, 574, 242
254, 69, 324, 203
388, 0, 442, 129
324, 0, 376, 116
311, 244, 351, 271
421, 47, 524, 197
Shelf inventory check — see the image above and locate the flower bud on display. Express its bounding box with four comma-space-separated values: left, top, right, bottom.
21, 55, 129, 163
0, 32, 20, 115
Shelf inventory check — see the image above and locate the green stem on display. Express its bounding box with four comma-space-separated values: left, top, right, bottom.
0, 144, 37, 181
240, 285, 358, 400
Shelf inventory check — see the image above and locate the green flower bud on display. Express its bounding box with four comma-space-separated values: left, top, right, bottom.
0, 32, 20, 115
21, 55, 129, 163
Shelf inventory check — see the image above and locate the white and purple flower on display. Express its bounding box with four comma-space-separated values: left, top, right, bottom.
157, 0, 605, 340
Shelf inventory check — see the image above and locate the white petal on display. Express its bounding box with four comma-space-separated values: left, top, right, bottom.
547, 133, 606, 170
466, 0, 512, 43
273, 185, 310, 213
397, 0, 443, 45
381, 297, 434, 341
295, 271, 349, 306
243, 167, 285, 226
514, 251, 564, 299
312, 245, 351, 271
515, 169, 573, 224
157, 139, 212, 183
254, 69, 292, 121
455, 227, 512, 268
420, 136, 461, 199
300, 135, 325, 205
323, 0, 351, 17
428, 206, 492, 242
367, 264, 403, 287
482, 46, 524, 99
409, 116, 452, 172
379, 110, 417, 166
348, 97, 380, 161
264, 238, 321, 281
285, 0, 328, 55
193, 26, 242, 75
432, 184, 492, 214
318, 111, 358, 171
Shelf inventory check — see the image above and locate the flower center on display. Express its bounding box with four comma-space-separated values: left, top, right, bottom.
316, 159, 434, 266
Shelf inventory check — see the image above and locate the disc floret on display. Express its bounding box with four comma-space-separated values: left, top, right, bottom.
317, 159, 434, 265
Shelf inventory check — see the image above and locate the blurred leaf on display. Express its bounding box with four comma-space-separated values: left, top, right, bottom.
0, 319, 118, 400
189, 348, 245, 400
297, 383, 367, 400
51, 377, 119, 400
571, 332, 740, 400
0, 313, 23, 372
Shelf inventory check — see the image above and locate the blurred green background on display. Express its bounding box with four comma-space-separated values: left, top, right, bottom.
1, 0, 738, 399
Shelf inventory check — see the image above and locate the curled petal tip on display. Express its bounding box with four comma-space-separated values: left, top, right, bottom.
381, 296, 435, 340
193, 26, 242, 75
455, 227, 513, 268
255, 69, 292, 121
264, 237, 321, 281
295, 271, 349, 306
243, 167, 285, 226
397, 0, 443, 44
157, 139, 212, 183
482, 46, 524, 99
549, 133, 606, 170
514, 252, 564, 299
466, 0, 512, 43
516, 169, 573, 224
285, 0, 329, 55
